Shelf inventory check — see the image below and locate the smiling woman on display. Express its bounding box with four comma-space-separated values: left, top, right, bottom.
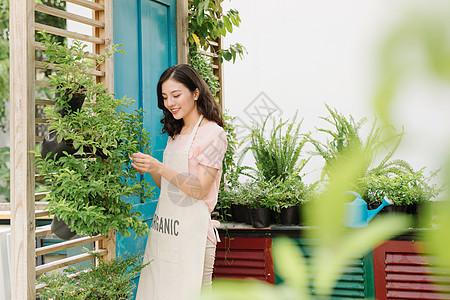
133, 64, 227, 300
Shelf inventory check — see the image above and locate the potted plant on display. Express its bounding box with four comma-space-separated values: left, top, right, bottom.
309, 104, 411, 182
242, 111, 309, 183
272, 171, 313, 226
238, 180, 277, 228
357, 168, 443, 227
37, 250, 150, 299
34, 33, 154, 239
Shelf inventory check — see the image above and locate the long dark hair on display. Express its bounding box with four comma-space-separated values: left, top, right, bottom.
157, 64, 224, 137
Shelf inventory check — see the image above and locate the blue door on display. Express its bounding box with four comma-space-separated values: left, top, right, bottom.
113, 0, 177, 288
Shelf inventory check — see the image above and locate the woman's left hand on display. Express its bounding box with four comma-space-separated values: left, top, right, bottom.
131, 152, 162, 175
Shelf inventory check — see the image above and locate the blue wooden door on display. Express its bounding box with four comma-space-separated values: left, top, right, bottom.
113, 0, 177, 263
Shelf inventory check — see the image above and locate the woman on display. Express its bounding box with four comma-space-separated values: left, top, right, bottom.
132, 64, 227, 300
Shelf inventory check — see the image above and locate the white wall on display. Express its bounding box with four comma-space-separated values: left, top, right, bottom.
222, 0, 450, 188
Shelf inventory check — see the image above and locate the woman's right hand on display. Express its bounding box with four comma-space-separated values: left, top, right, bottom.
131, 152, 163, 175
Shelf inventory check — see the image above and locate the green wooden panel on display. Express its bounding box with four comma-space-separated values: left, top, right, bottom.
274, 238, 375, 299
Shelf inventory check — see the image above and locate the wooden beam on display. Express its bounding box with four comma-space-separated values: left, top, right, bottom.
35, 3, 105, 28
64, 0, 105, 11
36, 235, 105, 256
10, 0, 36, 298
35, 61, 105, 77
34, 23, 105, 44
93, 0, 115, 261
177, 0, 189, 64
35, 225, 52, 238
35, 249, 107, 275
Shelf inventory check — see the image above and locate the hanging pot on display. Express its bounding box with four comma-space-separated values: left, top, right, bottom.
40, 130, 78, 161
55, 90, 86, 117
51, 216, 77, 240
280, 205, 300, 226
249, 207, 271, 228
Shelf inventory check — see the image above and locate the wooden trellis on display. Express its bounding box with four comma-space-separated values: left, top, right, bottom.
9, 0, 221, 298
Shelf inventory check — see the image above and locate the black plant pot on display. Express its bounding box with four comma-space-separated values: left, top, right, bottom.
231, 204, 248, 223
280, 205, 300, 226
56, 91, 86, 117
51, 216, 77, 240
249, 207, 271, 228
40, 130, 78, 161
368, 202, 428, 228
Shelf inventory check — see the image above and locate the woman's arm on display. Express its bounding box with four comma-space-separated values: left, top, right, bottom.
131, 152, 218, 199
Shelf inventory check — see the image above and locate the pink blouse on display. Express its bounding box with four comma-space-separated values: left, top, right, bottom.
165, 121, 227, 244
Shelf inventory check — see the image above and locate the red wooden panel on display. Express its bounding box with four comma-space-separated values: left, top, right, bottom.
387, 274, 450, 284
213, 274, 267, 281
214, 266, 266, 276
215, 249, 265, 260
215, 259, 266, 268
385, 265, 447, 275
387, 290, 450, 299
374, 240, 450, 300
387, 282, 450, 292
386, 253, 431, 265
213, 237, 275, 284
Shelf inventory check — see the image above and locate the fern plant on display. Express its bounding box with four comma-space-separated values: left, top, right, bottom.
309, 104, 411, 181
242, 112, 309, 183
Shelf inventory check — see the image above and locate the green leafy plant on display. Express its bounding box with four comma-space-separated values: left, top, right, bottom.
309, 104, 411, 182
358, 168, 442, 206
200, 150, 410, 300
243, 112, 309, 183
188, 0, 246, 63
0, 146, 9, 202
35, 33, 154, 237
238, 180, 278, 210
0, 0, 9, 132
189, 45, 221, 96
37, 250, 150, 300
270, 171, 313, 211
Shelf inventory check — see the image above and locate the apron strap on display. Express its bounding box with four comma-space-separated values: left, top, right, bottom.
184, 115, 204, 152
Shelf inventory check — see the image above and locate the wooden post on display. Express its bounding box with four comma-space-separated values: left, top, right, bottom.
177, 0, 189, 64
9, 0, 36, 298
93, 0, 116, 261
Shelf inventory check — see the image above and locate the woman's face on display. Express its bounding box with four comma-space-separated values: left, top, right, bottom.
162, 78, 199, 121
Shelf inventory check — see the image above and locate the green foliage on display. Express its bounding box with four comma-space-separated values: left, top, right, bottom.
188, 0, 246, 63
270, 171, 313, 211
39, 31, 123, 103
0, 0, 9, 132
358, 169, 442, 205
189, 45, 221, 96
37, 250, 150, 300
243, 112, 309, 183
35, 34, 154, 237
0, 146, 9, 202
201, 150, 411, 299
238, 180, 278, 210
310, 104, 411, 181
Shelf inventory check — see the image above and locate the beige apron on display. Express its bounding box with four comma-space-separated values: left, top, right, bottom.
136, 115, 210, 300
